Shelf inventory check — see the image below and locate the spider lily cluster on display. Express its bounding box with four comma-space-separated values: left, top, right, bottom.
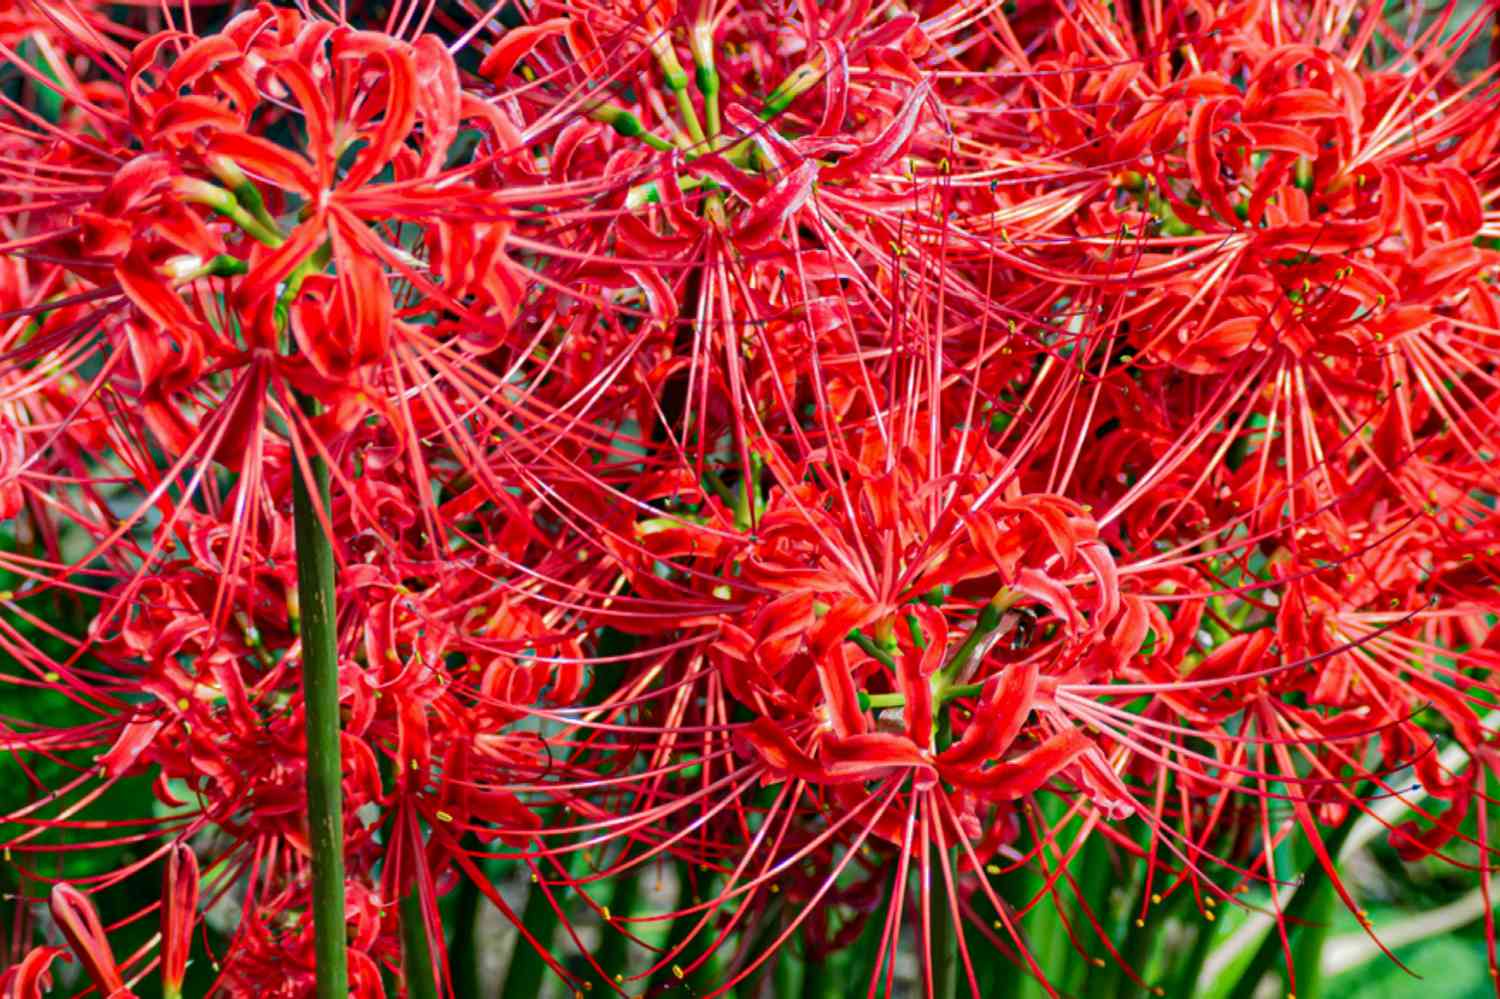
0, 0, 1497, 996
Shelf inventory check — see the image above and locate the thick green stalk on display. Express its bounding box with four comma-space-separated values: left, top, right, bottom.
800, 927, 834, 999
448, 873, 482, 999
292, 401, 349, 999
500, 868, 561, 999
646, 861, 718, 995
375, 727, 441, 999
689, 22, 720, 138
931, 880, 960, 999
932, 718, 960, 999
594, 871, 641, 989
1224, 820, 1356, 999
847, 872, 894, 994
938, 590, 1019, 687
400, 890, 440, 999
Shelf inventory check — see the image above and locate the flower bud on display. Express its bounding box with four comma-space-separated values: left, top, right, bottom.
48, 884, 128, 997
162, 845, 201, 999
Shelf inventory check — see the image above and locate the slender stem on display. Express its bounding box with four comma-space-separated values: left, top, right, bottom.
500, 864, 561, 999
849, 629, 897, 670
687, 20, 720, 139
449, 871, 482, 999
375, 727, 441, 999
587, 104, 678, 153
799, 926, 834, 999
276, 242, 333, 334
858, 682, 985, 713
847, 870, 895, 993
938, 589, 1019, 686
672, 86, 707, 146
931, 883, 959, 999
401, 889, 440, 999
292, 394, 349, 999
647, 861, 717, 994
932, 715, 960, 999
697, 62, 721, 138
1223, 820, 1357, 999
595, 870, 641, 989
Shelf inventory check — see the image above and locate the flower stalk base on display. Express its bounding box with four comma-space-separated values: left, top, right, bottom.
292, 405, 350, 999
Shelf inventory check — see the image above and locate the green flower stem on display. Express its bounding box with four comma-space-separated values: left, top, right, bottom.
799, 928, 834, 998
500, 847, 562, 998
848, 629, 897, 670
595, 870, 642, 988
275, 242, 333, 333
858, 683, 986, 713
732, 452, 762, 531
643, 35, 706, 146
693, 53, 823, 168
688, 23, 720, 137
931, 884, 960, 999
761, 57, 825, 120
175, 178, 285, 248
208, 156, 281, 234
932, 716, 960, 999
670, 80, 707, 147
938, 589, 1019, 686
400, 890, 440, 999
373, 759, 442, 999
588, 104, 678, 153
696, 62, 721, 137
1225, 820, 1357, 999
447, 870, 482, 999
291, 391, 349, 999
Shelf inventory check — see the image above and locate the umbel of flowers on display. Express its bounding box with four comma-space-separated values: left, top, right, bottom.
0, 0, 1497, 997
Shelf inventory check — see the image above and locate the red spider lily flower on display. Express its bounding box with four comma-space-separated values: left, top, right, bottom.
0, 946, 68, 999
216, 872, 390, 997
543, 355, 1437, 995
1, 3, 1499, 999
57, 5, 530, 388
